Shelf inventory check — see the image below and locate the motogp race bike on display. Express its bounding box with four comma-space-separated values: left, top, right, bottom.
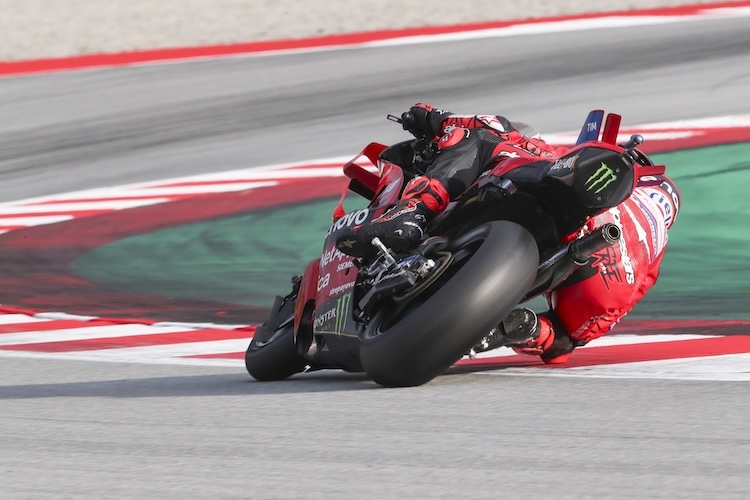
244, 110, 666, 387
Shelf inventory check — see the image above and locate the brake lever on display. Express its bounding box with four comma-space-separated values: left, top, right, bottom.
387, 114, 403, 124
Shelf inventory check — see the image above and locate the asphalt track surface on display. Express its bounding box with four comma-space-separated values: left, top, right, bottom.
2, 14, 750, 500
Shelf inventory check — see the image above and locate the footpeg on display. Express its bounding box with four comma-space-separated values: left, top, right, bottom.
371, 237, 397, 267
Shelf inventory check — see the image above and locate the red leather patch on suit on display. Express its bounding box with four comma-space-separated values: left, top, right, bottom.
437, 127, 467, 150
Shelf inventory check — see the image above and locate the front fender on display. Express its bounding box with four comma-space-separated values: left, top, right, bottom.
294, 259, 320, 341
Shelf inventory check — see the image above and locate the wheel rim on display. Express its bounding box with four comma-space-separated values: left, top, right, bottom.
363, 224, 492, 341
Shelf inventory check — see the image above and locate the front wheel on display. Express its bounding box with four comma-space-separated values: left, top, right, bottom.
245, 295, 307, 381
359, 221, 539, 387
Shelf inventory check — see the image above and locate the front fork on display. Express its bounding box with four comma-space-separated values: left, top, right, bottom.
293, 258, 320, 346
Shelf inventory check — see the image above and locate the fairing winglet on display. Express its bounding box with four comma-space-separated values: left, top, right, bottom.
601, 113, 622, 145
333, 142, 386, 220
575, 110, 604, 145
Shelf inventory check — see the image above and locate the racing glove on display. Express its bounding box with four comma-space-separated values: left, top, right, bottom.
401, 103, 447, 140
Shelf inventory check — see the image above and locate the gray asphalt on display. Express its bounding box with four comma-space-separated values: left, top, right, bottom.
1, 15, 750, 499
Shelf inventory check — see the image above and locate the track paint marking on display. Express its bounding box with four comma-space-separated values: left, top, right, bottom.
0, 324, 193, 346
0, 314, 53, 325
0, 199, 170, 214
457, 335, 750, 368
0, 338, 253, 366
0, 319, 115, 334
478, 353, 750, 382
0, 215, 72, 227
0, 329, 252, 353
0, 309, 747, 380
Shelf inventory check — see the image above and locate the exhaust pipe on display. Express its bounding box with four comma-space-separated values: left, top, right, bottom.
522, 223, 621, 301
569, 223, 621, 264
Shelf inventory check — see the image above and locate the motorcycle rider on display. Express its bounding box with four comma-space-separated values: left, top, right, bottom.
335, 103, 681, 364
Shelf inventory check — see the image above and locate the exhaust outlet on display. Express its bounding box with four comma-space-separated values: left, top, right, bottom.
602, 223, 621, 244
569, 223, 621, 264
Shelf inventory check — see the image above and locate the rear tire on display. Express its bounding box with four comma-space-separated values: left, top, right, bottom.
359, 221, 538, 387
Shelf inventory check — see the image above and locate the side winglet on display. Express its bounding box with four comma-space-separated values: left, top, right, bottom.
575, 109, 604, 145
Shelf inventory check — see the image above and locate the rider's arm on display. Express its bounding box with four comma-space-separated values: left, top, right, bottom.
404, 103, 515, 139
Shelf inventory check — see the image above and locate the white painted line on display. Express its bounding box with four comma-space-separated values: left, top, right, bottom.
467, 333, 717, 360
0, 314, 52, 325
634, 115, 750, 130
33, 312, 100, 321
1, 198, 170, 213
0, 348, 242, 367
0, 215, 72, 226
477, 353, 750, 382
543, 131, 698, 145
33, 338, 249, 360
366, 10, 750, 49
560, 353, 750, 381
711, 7, 750, 16
579, 333, 718, 347
152, 166, 348, 184
0, 324, 192, 346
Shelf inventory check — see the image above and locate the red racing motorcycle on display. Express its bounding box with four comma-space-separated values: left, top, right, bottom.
244, 110, 665, 387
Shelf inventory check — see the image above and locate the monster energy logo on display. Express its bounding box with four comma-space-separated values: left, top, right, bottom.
585, 162, 618, 194
334, 291, 352, 334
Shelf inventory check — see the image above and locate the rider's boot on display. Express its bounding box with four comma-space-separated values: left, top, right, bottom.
336, 176, 450, 257
505, 309, 570, 364
473, 308, 572, 364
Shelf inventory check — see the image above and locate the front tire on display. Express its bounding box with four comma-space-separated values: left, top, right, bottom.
359, 221, 539, 387
245, 295, 307, 381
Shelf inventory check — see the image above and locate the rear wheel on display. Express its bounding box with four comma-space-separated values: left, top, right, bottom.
359, 221, 539, 387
